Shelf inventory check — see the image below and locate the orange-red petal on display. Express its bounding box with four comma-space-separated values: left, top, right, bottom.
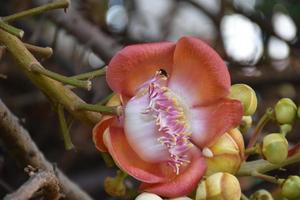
168, 36, 230, 107
139, 147, 206, 198
103, 125, 173, 183
92, 116, 116, 152
107, 42, 175, 98
93, 94, 122, 152
190, 99, 243, 148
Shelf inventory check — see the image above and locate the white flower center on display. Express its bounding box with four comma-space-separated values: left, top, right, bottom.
142, 71, 193, 174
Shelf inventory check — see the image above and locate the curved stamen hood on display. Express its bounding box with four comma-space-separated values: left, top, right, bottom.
125, 72, 193, 175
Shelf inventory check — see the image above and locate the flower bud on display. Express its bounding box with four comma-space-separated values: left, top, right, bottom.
104, 171, 126, 196
229, 84, 257, 116
135, 192, 163, 200
204, 129, 244, 176
275, 98, 297, 124
196, 172, 241, 200
262, 133, 288, 164
250, 189, 274, 200
281, 176, 300, 199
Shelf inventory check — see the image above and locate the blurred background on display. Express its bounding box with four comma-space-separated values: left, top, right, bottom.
1, 0, 300, 199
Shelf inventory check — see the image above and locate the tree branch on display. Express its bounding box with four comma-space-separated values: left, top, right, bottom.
4, 171, 60, 200
0, 28, 101, 125
0, 99, 93, 200
2, 0, 70, 23
33, 0, 121, 63
24, 43, 53, 59
238, 149, 300, 176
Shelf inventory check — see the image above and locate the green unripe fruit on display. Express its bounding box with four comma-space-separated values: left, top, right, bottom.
262, 133, 288, 164
229, 84, 257, 116
275, 98, 297, 124
250, 189, 274, 200
281, 176, 300, 199
297, 106, 300, 118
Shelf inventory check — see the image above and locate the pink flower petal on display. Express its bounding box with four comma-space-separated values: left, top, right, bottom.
190, 99, 243, 148
168, 36, 230, 107
92, 116, 115, 152
107, 42, 175, 98
103, 125, 171, 183
139, 147, 206, 198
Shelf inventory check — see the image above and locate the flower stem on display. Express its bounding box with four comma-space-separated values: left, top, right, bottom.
101, 153, 115, 168
76, 103, 122, 116
238, 149, 300, 176
0, 24, 101, 125
29, 63, 91, 90
245, 144, 261, 156
117, 170, 128, 180
2, 0, 70, 23
0, 20, 24, 38
70, 66, 107, 80
247, 108, 274, 149
57, 104, 74, 150
251, 171, 284, 184
97, 93, 115, 105
280, 124, 292, 137
24, 43, 53, 59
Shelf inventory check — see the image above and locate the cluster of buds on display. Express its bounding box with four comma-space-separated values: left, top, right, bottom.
259, 98, 297, 164
135, 173, 242, 200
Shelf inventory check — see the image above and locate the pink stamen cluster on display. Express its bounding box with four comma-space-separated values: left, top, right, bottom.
142, 73, 193, 174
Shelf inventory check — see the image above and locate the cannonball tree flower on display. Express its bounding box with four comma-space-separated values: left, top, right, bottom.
93, 36, 243, 198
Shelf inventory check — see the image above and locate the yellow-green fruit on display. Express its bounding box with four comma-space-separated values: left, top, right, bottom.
262, 133, 288, 164
196, 172, 241, 200
205, 129, 244, 176
281, 176, 300, 199
297, 106, 300, 118
275, 98, 297, 124
229, 84, 257, 115
250, 189, 274, 200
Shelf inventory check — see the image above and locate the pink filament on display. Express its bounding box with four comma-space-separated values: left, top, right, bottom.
142, 73, 193, 174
